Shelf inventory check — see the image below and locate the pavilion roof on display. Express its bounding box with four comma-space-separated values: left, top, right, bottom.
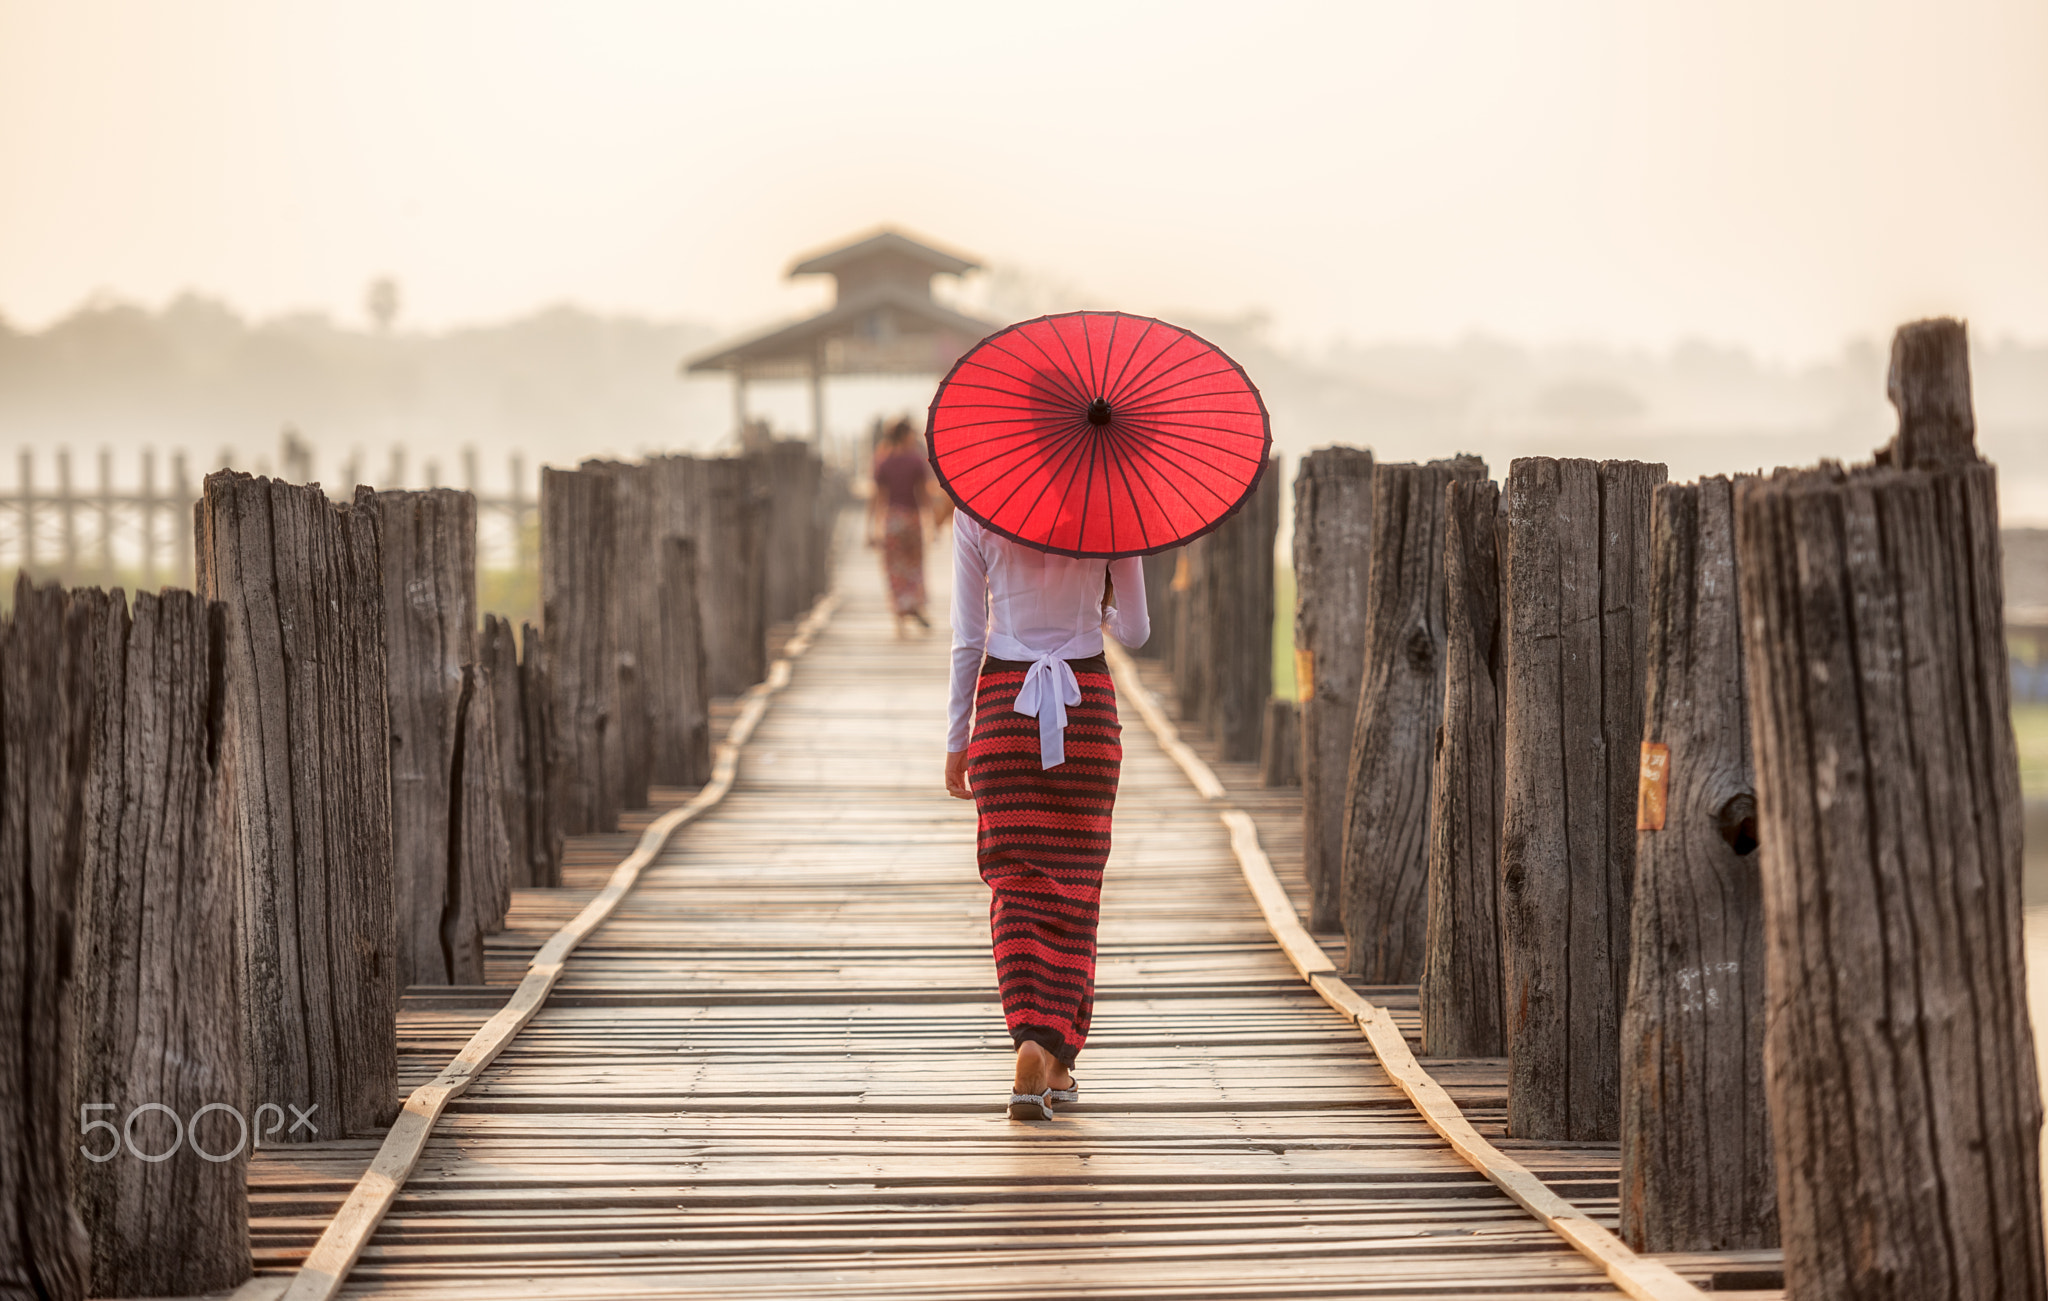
787, 229, 979, 279
683, 284, 1000, 380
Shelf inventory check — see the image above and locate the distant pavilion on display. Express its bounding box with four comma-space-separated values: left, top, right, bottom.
683, 229, 1000, 442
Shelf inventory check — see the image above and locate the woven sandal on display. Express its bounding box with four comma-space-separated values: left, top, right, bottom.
1048, 1075, 1078, 1105
1007, 1089, 1056, 1121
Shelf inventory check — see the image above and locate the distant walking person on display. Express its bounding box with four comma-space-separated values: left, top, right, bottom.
944, 513, 1149, 1119
868, 418, 933, 635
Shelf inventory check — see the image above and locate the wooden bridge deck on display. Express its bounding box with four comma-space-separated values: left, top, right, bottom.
247, 551, 1691, 1300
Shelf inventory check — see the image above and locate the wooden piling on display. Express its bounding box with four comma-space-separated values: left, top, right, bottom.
580, 460, 656, 810
1292, 446, 1375, 932
1736, 319, 2046, 1299
652, 536, 712, 788
1135, 549, 1181, 665
480, 615, 528, 886
365, 488, 509, 985
1421, 477, 1506, 1058
0, 579, 98, 1301
74, 590, 250, 1296
196, 471, 397, 1139
1499, 456, 1664, 1141
1179, 457, 1281, 762
693, 457, 769, 697
1258, 698, 1300, 787
753, 440, 823, 625
518, 622, 562, 886
541, 467, 622, 835
1618, 475, 1773, 1252
1340, 455, 1486, 983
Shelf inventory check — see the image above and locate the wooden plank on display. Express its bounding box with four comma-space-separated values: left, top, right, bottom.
277, 594, 840, 1301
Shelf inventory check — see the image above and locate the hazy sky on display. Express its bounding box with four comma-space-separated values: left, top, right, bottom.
3, 0, 2045, 358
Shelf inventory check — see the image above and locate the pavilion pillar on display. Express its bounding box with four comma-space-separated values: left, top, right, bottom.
810, 350, 826, 446
733, 373, 750, 439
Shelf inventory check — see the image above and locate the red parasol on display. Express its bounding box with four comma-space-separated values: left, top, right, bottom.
926, 312, 1270, 557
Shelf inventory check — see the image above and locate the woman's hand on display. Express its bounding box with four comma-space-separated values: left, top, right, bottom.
944, 750, 973, 800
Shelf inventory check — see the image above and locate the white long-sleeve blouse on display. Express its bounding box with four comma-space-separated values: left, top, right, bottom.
948, 513, 1150, 767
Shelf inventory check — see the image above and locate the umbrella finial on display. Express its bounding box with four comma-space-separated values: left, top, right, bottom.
1087, 398, 1113, 427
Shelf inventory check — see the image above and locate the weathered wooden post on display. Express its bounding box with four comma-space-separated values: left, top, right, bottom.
196, 471, 397, 1139
366, 487, 510, 985
694, 457, 769, 697
1135, 549, 1181, 664
1499, 456, 1664, 1140
541, 467, 622, 835
1618, 475, 1773, 1251
518, 622, 561, 886
74, 590, 251, 1296
752, 440, 821, 626
652, 536, 713, 787
1421, 477, 1505, 1057
581, 459, 656, 810
1173, 539, 1213, 725
1340, 455, 1486, 982
480, 615, 535, 886
1736, 319, 2045, 1299
0, 580, 98, 1301
1224, 456, 1281, 762
1258, 698, 1299, 786
1293, 446, 1375, 931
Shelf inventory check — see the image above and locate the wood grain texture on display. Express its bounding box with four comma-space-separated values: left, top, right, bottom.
366, 488, 489, 986
751, 440, 825, 625
73, 589, 251, 1296
1736, 320, 2045, 1300
690, 457, 769, 698
517, 621, 563, 887
197, 471, 398, 1139
1422, 477, 1506, 1058
479, 616, 531, 888
0, 579, 98, 1301
1258, 697, 1299, 787
1292, 446, 1375, 932
1619, 477, 1774, 1252
1341, 455, 1486, 983
1501, 457, 1664, 1141
1177, 458, 1281, 761
580, 460, 658, 811
453, 661, 514, 951
651, 536, 712, 788
542, 467, 622, 836
1134, 548, 1180, 665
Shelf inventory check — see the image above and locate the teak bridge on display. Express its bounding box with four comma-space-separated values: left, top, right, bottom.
2, 319, 2041, 1301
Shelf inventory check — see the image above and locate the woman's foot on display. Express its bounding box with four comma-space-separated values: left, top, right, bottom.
1012, 1042, 1075, 1094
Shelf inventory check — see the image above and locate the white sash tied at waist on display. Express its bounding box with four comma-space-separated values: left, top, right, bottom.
1011, 648, 1087, 769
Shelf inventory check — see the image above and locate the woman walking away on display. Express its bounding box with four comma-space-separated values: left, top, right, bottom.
944, 512, 1148, 1120
868, 418, 933, 635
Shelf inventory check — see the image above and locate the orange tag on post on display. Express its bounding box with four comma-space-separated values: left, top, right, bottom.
1295, 649, 1315, 702
1637, 742, 1670, 831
